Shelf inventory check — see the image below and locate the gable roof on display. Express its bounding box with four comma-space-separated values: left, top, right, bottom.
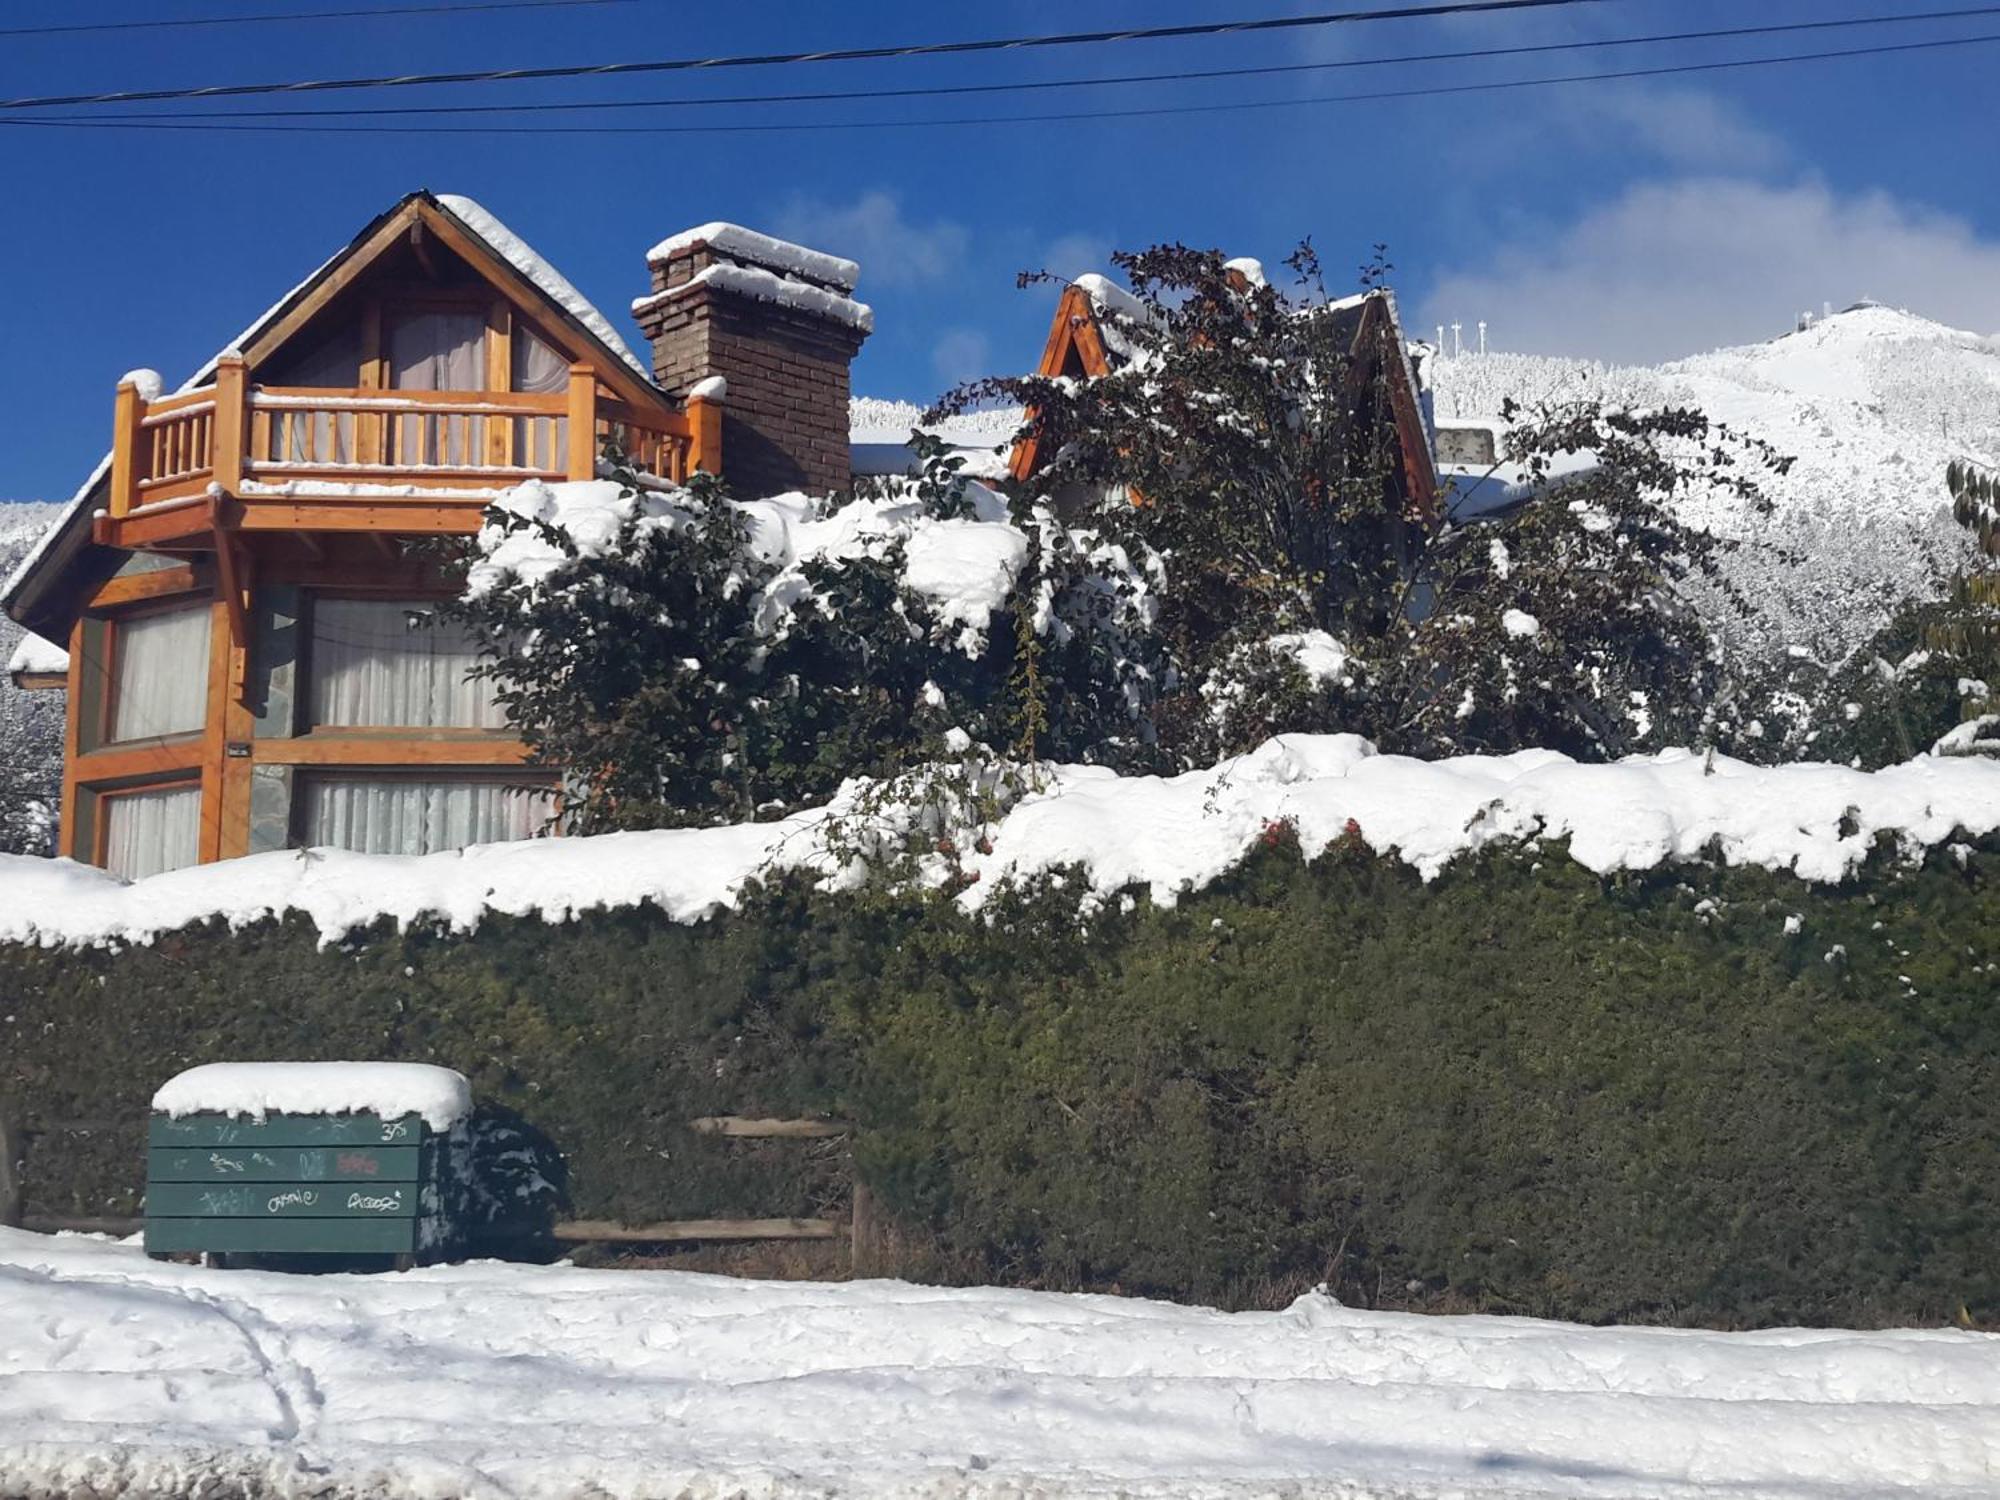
1008, 274, 1439, 513
3, 190, 658, 642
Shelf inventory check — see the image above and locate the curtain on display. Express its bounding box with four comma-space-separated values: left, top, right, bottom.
308, 598, 504, 728
511, 324, 569, 472
103, 785, 202, 881
263, 325, 361, 464
299, 778, 548, 855
109, 605, 212, 742
388, 311, 487, 466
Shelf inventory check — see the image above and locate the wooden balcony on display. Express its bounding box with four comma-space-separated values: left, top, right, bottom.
97, 354, 721, 551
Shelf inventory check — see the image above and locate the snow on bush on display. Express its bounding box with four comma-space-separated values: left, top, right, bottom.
0, 732, 1995, 950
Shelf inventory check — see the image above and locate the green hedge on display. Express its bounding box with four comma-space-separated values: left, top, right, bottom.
5, 834, 1998, 1327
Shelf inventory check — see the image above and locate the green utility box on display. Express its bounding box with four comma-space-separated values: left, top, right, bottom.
144, 1063, 472, 1266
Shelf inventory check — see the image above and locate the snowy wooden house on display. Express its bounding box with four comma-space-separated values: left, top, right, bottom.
0, 193, 871, 879
1008, 269, 1439, 515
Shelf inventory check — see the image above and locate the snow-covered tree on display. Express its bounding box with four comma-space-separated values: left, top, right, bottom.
940, 244, 1788, 763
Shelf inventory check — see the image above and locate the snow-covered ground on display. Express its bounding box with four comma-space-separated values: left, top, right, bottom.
1429, 305, 2000, 661
1, 733, 1996, 949
4, 1227, 1996, 1500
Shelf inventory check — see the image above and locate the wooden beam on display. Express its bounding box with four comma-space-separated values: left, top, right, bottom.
252, 735, 532, 768
409, 219, 440, 282
108, 376, 145, 521
550, 1217, 842, 1244
56, 618, 84, 860
688, 1116, 850, 1139
566, 363, 597, 481
89, 566, 205, 609
211, 354, 247, 494
687, 393, 722, 478
70, 741, 206, 786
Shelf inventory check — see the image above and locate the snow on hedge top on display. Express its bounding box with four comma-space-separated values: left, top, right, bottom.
5, 631, 66, 676
468, 477, 1029, 655
435, 194, 648, 379
2, 734, 1997, 950
645, 222, 860, 291
152, 1062, 471, 1129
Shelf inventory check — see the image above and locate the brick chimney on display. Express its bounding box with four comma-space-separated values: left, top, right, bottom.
634, 223, 872, 498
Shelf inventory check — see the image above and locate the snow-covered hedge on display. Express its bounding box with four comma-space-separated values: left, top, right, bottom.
0, 734, 1994, 950
7, 813, 1999, 1327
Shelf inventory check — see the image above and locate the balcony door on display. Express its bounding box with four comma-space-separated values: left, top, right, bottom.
387, 309, 488, 466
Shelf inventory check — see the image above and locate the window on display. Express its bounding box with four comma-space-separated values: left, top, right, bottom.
108, 605, 212, 743
512, 323, 569, 471
388, 309, 488, 465
298, 776, 549, 856
308, 598, 504, 730
103, 784, 202, 881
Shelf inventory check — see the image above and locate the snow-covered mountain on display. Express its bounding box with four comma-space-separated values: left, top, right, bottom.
1429, 305, 2000, 662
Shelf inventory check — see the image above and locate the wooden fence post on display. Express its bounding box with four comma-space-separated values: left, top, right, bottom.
0, 1097, 23, 1229
850, 1180, 876, 1276
565, 363, 598, 481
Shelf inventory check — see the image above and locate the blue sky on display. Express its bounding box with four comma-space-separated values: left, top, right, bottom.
3, 0, 1998, 500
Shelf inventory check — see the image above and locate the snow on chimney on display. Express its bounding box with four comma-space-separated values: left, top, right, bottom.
634, 223, 873, 498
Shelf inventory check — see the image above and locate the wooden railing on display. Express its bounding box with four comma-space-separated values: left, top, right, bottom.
107, 356, 721, 529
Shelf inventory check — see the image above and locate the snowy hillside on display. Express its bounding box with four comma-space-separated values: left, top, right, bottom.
7, 1227, 1999, 1500
1429, 306, 2000, 662
850, 396, 1022, 477
0, 502, 64, 853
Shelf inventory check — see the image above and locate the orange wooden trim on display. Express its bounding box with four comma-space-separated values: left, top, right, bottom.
255, 734, 531, 768
211, 354, 247, 493
88, 566, 204, 609
250, 385, 568, 412
57, 618, 85, 859
71, 741, 206, 786
232, 503, 487, 536
565, 363, 597, 481
198, 589, 233, 863
137, 389, 215, 418
99, 506, 220, 551
109, 379, 143, 521
686, 395, 721, 476
10, 671, 67, 692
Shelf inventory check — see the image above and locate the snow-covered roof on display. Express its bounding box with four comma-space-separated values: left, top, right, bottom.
646, 221, 859, 292
6, 631, 67, 678
152, 1061, 472, 1129
436, 193, 647, 379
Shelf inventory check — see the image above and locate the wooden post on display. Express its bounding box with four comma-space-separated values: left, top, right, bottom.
687, 392, 722, 478
108, 377, 146, 520
211, 354, 247, 493
850, 1180, 876, 1277
0, 1097, 23, 1229
565, 363, 597, 481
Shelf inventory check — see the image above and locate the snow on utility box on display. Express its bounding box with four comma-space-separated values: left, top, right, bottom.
144, 1063, 472, 1264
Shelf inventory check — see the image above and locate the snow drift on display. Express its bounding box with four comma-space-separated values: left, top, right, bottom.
3, 1226, 1997, 1499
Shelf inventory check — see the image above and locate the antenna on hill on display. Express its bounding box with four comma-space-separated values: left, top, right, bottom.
1477, 321, 1487, 357
1451, 321, 1463, 359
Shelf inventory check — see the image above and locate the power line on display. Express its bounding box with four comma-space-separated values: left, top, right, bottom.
35, 5, 2000, 124
0, 0, 630, 40
0, 0, 1620, 111
5, 27, 1997, 136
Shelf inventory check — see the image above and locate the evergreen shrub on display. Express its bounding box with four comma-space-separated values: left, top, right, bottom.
5, 836, 1997, 1327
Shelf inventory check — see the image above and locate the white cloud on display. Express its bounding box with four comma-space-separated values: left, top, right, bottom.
773, 190, 968, 287
1549, 87, 1790, 174
1421, 177, 2000, 365
1041, 232, 1114, 283
932, 328, 992, 388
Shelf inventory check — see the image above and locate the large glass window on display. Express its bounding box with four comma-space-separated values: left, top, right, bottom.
512, 323, 569, 471
103, 783, 202, 881
108, 605, 211, 743
298, 777, 548, 856
308, 598, 504, 730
